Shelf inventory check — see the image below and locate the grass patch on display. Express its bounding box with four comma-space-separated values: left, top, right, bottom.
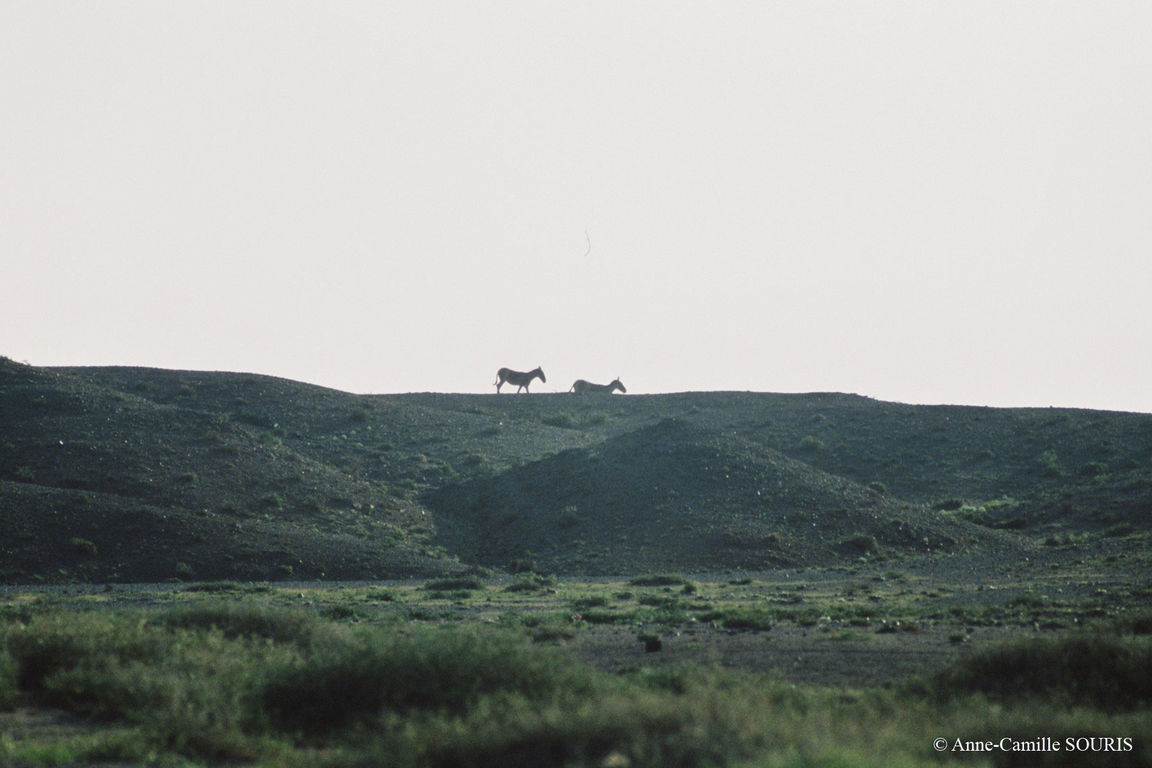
182, 580, 244, 593
628, 574, 692, 588
424, 576, 485, 593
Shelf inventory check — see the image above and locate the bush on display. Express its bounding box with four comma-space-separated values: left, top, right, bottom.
556, 506, 582, 529
1, 607, 312, 760
699, 607, 775, 631
183, 581, 244, 593
1117, 610, 1152, 635
504, 574, 556, 593
797, 435, 825, 452
159, 602, 329, 648
67, 537, 98, 556
934, 635, 1152, 711
424, 576, 485, 592
0, 648, 17, 710
628, 574, 690, 588
4, 612, 169, 700
1037, 450, 1063, 477
838, 535, 881, 557
542, 414, 577, 429
260, 626, 589, 733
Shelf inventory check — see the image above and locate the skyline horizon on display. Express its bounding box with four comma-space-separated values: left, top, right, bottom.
14, 355, 1151, 415
5, 3, 1149, 416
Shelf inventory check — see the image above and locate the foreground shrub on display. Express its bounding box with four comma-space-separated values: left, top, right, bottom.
261, 625, 590, 734
934, 635, 1152, 711
1, 608, 295, 761
327, 669, 791, 768
4, 612, 168, 701
0, 648, 16, 709
6, 602, 1149, 768
159, 601, 332, 648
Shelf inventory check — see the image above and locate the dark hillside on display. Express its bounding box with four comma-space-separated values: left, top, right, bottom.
1, 361, 1149, 582
426, 417, 1021, 574
0, 361, 455, 581
719, 393, 1152, 535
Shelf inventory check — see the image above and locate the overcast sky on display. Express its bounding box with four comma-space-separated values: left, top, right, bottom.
3, 2, 1150, 411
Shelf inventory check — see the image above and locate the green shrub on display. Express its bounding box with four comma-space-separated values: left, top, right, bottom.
699, 607, 775, 631
1079, 460, 1108, 477
797, 435, 825, 452
323, 604, 374, 622
838, 534, 881, 557
260, 626, 589, 733
934, 635, 1152, 710
1, 608, 296, 760
504, 574, 556, 593
183, 581, 243, 593
638, 594, 684, 609
0, 648, 17, 710
4, 612, 169, 700
424, 576, 485, 592
1037, 450, 1063, 477
573, 609, 629, 625
542, 414, 577, 429
556, 506, 582, 529
628, 574, 690, 587
67, 537, 98, 556
1117, 610, 1152, 635
159, 602, 329, 647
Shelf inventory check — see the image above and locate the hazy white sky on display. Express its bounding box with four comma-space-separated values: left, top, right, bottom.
3, 2, 1150, 411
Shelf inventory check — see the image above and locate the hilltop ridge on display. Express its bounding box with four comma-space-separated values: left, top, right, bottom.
1, 360, 1149, 582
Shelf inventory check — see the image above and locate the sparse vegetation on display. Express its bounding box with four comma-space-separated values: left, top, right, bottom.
66, 537, 97, 556
628, 574, 693, 588
934, 634, 1152, 710
797, 434, 825, 452
424, 576, 485, 593
2, 364, 1152, 765
4, 364, 1150, 581
0, 598, 1148, 767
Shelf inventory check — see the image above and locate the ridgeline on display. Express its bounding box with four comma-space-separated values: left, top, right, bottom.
2, 359, 1149, 582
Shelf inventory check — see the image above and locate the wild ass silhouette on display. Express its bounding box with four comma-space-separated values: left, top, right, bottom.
569, 378, 626, 394
494, 366, 546, 393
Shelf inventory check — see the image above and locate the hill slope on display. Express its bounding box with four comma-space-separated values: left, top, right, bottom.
0, 362, 452, 581
426, 417, 1019, 574
1, 360, 1149, 582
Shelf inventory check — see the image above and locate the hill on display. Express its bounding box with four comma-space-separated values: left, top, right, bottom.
1, 359, 1149, 582
426, 417, 1016, 574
